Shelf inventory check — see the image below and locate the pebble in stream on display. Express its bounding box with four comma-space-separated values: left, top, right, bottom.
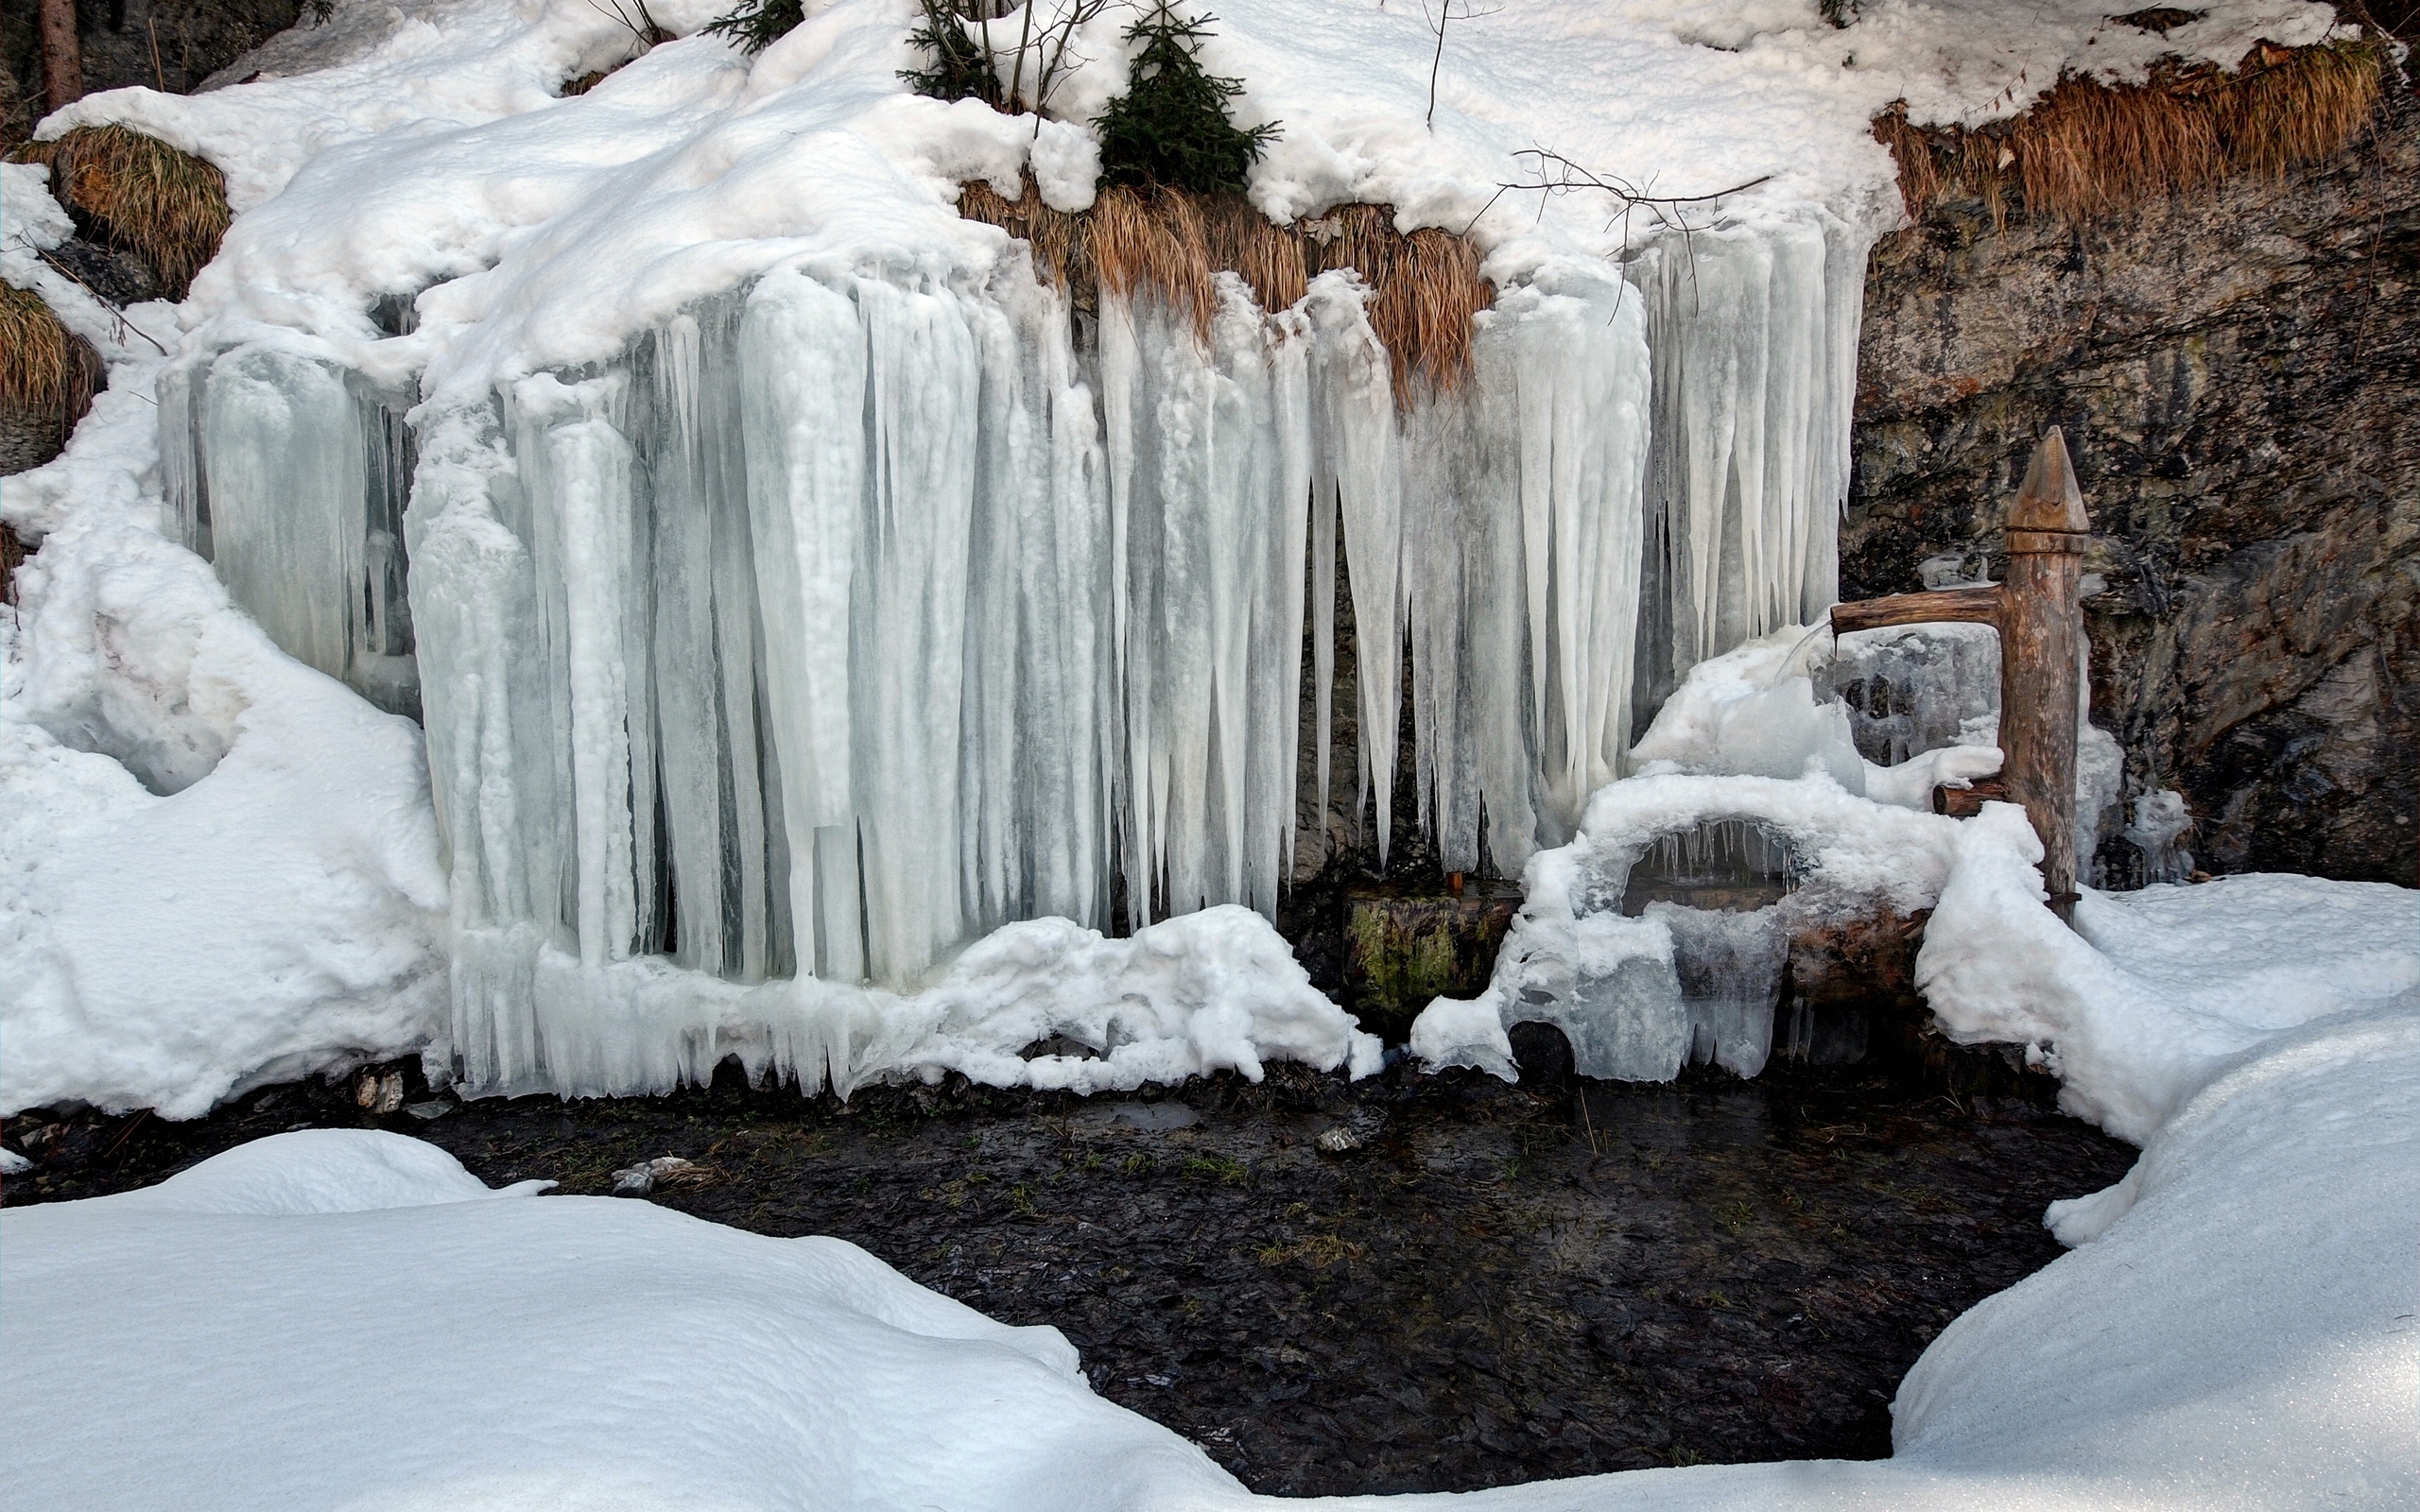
2, 1056, 2137, 1497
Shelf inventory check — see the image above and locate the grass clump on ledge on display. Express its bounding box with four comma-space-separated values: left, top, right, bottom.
1, 282, 101, 430
1874, 37, 2393, 225
959, 180, 1490, 404
13, 126, 232, 299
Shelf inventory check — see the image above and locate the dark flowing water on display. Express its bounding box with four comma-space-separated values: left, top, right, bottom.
3, 1053, 2136, 1497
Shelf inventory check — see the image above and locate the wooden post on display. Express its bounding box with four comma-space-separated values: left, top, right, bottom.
1998, 430, 2089, 922
1829, 429, 2092, 924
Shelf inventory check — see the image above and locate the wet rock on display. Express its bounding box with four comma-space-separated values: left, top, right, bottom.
1846, 86, 2420, 884
1341, 882, 1522, 1043
610, 1156, 698, 1196
352, 1069, 404, 1115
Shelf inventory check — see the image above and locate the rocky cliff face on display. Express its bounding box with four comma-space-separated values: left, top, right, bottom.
1846, 81, 2418, 886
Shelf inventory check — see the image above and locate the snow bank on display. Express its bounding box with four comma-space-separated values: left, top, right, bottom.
14, 1007, 2416, 1510
2, 1129, 1247, 1512
4, 171, 450, 1122
1917, 803, 2419, 1143
0, 513, 450, 1119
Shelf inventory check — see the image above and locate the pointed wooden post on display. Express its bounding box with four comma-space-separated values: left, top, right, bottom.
1998, 430, 2089, 922
1827, 429, 2092, 924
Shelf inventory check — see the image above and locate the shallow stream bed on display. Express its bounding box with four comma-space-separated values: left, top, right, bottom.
5, 1057, 2135, 1497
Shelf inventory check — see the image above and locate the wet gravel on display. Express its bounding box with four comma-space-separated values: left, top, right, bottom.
4, 1055, 2137, 1497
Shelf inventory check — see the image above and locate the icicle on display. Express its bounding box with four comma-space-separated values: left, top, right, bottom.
1305, 272, 1402, 866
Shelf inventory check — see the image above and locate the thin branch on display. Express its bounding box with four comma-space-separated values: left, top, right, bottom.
1420, 0, 1500, 132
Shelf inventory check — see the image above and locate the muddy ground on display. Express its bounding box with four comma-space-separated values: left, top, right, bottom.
4, 1051, 2136, 1498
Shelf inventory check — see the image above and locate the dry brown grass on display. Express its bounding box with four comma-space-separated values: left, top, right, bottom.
14, 125, 232, 298
960, 180, 1492, 402
0, 281, 100, 423
1875, 38, 2391, 226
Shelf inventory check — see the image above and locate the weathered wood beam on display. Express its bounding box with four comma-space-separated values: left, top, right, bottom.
1829, 584, 2002, 634
1998, 428, 2090, 923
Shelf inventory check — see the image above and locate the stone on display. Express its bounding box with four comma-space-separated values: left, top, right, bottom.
1846, 85, 2419, 885
610, 1156, 699, 1196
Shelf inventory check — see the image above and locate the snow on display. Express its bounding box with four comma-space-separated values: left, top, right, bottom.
3, 1129, 1247, 1512
451, 903, 1380, 1099
1916, 802, 2420, 1143
11, 1005, 2417, 1508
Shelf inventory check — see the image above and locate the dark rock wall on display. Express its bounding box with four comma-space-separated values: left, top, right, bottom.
3, 0, 303, 143
1846, 82, 2419, 885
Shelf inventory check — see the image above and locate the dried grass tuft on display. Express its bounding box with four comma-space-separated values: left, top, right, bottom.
14, 126, 232, 298
0, 282, 100, 422
1876, 38, 2390, 226
959, 180, 1492, 402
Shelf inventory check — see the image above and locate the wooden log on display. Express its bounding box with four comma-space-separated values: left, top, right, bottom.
1931, 776, 2009, 818
1998, 428, 2090, 924
1826, 428, 2093, 927
1829, 584, 2002, 636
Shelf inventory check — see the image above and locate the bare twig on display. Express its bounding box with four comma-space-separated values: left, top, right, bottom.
18, 237, 171, 355
1419, 0, 1500, 131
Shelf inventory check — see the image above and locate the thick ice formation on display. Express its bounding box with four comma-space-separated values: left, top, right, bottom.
15, 1014, 2416, 1510
1412, 770, 1962, 1081
7, 0, 2358, 1111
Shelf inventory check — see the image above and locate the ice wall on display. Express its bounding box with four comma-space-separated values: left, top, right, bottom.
180, 208, 1867, 1096
160, 345, 421, 716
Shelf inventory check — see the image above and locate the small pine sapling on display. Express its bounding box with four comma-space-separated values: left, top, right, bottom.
901, 0, 999, 103
1093, 3, 1277, 195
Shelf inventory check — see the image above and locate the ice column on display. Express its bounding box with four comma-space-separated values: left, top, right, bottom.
168, 343, 420, 713
1404, 266, 1653, 872
1639, 215, 1869, 694
1101, 274, 1310, 921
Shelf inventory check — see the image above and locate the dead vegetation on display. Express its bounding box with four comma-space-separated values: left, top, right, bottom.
1, 280, 101, 430
13, 124, 231, 298
1875, 38, 2392, 226
960, 180, 1491, 403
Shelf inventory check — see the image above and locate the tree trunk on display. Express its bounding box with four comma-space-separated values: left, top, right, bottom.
40, 0, 84, 115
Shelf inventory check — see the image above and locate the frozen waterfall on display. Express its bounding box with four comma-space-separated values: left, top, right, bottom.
164, 211, 1871, 1096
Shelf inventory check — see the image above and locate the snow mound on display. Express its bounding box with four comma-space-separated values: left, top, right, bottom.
1917, 802, 2419, 1143
449, 904, 1379, 1101
3, 1130, 1241, 1512
107, 1126, 554, 1212
1892, 1006, 2420, 1506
